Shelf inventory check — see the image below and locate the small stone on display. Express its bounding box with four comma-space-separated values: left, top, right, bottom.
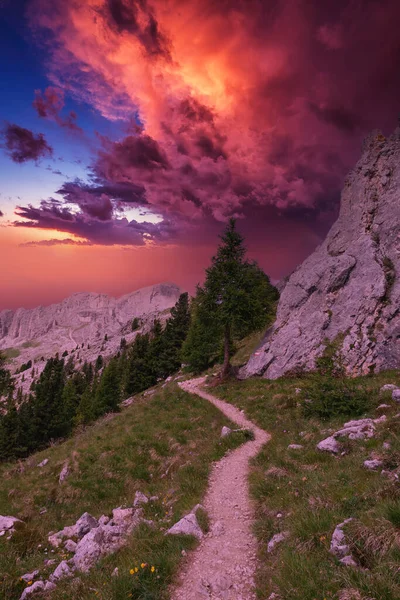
330, 519, 353, 558
377, 404, 391, 410
221, 426, 232, 438
392, 389, 400, 401
364, 459, 383, 470
20, 570, 40, 583
0, 515, 22, 534
59, 462, 70, 484
317, 436, 340, 454
267, 531, 289, 553
383, 441, 391, 450
288, 444, 303, 450
133, 491, 149, 506
20, 580, 45, 599
37, 459, 49, 468
167, 513, 203, 540
380, 384, 398, 392
49, 560, 74, 582
112, 567, 119, 577
340, 555, 358, 567
39, 508, 47, 515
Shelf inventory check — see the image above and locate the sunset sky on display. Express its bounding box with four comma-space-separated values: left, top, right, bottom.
1, 0, 399, 309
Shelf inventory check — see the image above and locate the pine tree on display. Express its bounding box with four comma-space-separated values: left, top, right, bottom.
0, 352, 13, 397
183, 219, 278, 377
158, 293, 191, 377
95, 357, 121, 415
30, 356, 67, 446
124, 333, 155, 396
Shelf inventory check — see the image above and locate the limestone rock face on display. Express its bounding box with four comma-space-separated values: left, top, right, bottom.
0, 283, 181, 393
243, 130, 400, 378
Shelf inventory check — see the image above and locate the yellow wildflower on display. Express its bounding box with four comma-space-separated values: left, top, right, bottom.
151, 566, 155, 573
130, 569, 135, 575
135, 567, 139, 573
27, 582, 33, 586
141, 562, 146, 568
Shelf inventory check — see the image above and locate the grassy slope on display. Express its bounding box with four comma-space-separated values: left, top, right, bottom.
0, 384, 247, 600
215, 372, 400, 600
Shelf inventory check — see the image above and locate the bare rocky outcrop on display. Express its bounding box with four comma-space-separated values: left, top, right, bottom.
0, 283, 181, 393
317, 415, 387, 454
243, 129, 400, 379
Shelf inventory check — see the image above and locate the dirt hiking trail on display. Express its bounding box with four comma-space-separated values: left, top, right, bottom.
171, 377, 270, 600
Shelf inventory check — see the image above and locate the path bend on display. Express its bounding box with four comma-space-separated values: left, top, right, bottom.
171, 377, 270, 600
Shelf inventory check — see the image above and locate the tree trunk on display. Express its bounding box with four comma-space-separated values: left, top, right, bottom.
221, 324, 231, 379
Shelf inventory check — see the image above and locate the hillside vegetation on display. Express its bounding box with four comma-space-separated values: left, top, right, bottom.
215, 371, 400, 600
0, 384, 247, 600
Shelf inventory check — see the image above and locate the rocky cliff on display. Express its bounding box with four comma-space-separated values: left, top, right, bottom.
242, 129, 400, 379
0, 283, 181, 385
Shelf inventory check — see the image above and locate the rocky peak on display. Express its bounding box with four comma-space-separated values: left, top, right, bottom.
242, 128, 400, 379
0, 283, 181, 391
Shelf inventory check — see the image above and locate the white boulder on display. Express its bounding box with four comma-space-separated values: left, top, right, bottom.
167, 513, 203, 540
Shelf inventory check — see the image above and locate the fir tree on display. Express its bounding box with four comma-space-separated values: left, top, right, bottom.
183, 219, 278, 377
158, 293, 191, 377
95, 357, 121, 415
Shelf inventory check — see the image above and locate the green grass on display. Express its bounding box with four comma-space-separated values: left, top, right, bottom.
0, 384, 246, 600
214, 371, 400, 600
2, 348, 20, 361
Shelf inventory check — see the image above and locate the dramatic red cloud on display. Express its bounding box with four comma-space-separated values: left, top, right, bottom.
3, 0, 399, 306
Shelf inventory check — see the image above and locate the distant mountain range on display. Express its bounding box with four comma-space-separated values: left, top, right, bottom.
0, 283, 182, 391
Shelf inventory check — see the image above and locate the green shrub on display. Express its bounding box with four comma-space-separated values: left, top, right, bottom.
301, 376, 371, 420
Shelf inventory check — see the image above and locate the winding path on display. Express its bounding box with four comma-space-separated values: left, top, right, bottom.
172, 377, 270, 600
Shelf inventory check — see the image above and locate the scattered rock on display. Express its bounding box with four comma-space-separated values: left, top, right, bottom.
317, 436, 340, 454
167, 512, 203, 540
20, 570, 40, 583
268, 594, 281, 600
37, 459, 49, 468
49, 560, 74, 582
377, 404, 391, 410
59, 461, 70, 484
133, 491, 148, 506
44, 581, 56, 592
112, 567, 119, 577
392, 389, 400, 402
75, 512, 98, 537
65, 539, 77, 553
363, 459, 383, 470
330, 519, 353, 559
288, 444, 303, 450
339, 555, 358, 567
0, 515, 22, 536
383, 441, 391, 450
20, 581, 45, 599
317, 415, 387, 453
221, 426, 232, 438
39, 508, 47, 515
73, 524, 126, 572
380, 384, 398, 392
267, 531, 289, 553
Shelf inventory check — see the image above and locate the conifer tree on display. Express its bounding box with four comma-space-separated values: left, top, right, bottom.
95, 357, 121, 415
158, 292, 191, 377
183, 219, 278, 377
